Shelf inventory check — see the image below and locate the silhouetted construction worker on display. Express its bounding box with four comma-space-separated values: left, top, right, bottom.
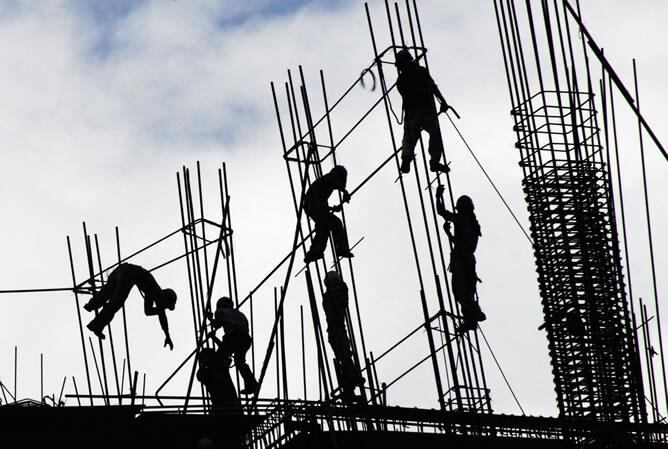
436, 186, 486, 333
323, 271, 364, 396
196, 347, 239, 407
303, 165, 353, 263
395, 48, 452, 175
84, 263, 176, 349
210, 296, 258, 395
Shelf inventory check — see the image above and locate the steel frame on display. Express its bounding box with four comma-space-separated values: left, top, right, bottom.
493, 0, 658, 431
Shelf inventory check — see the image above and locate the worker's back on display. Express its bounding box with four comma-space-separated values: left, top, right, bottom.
322, 283, 349, 331
305, 172, 337, 207
397, 63, 435, 111
452, 213, 481, 256
214, 307, 249, 335
116, 263, 162, 299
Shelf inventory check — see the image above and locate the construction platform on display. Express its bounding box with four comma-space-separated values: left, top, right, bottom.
2, 400, 668, 448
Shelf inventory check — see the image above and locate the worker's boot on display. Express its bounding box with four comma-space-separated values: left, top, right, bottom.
429, 159, 450, 173
400, 155, 413, 174
86, 322, 106, 340
240, 379, 258, 395
83, 301, 96, 312
304, 250, 324, 264
472, 302, 486, 322
336, 248, 354, 259
456, 320, 478, 335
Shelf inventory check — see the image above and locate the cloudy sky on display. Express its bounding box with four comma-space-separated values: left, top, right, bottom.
0, 0, 665, 418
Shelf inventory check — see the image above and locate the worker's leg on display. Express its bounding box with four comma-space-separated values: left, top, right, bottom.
311, 218, 329, 255
84, 282, 114, 311
400, 112, 421, 174
87, 272, 133, 335
328, 327, 363, 387
227, 333, 257, 394
218, 366, 239, 404
452, 269, 484, 333
84, 267, 122, 311
422, 110, 448, 173
323, 212, 351, 257
305, 205, 330, 261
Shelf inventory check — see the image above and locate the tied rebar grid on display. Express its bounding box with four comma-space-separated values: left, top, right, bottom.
494, 0, 647, 428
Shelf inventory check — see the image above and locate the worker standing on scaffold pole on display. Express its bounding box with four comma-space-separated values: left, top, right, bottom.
436, 186, 486, 334
395, 48, 454, 175
303, 165, 354, 263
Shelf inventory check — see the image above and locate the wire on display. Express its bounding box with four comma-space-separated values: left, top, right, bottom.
0, 287, 75, 294
359, 67, 377, 92
478, 328, 525, 415
444, 113, 533, 245
387, 88, 403, 125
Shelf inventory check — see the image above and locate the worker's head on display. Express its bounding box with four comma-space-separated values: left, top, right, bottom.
329, 165, 347, 188
161, 288, 177, 310
217, 296, 234, 310
395, 48, 413, 70
455, 195, 475, 215
324, 270, 342, 288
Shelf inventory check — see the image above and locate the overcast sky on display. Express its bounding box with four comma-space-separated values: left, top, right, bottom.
0, 0, 665, 418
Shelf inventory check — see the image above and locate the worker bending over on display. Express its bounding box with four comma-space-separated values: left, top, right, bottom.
84, 263, 176, 349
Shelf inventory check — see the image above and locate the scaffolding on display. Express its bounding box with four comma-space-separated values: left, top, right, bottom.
494, 0, 667, 434
251, 0, 496, 414
63, 163, 238, 411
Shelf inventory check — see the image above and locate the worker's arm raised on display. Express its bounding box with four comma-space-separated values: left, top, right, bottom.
436, 185, 456, 221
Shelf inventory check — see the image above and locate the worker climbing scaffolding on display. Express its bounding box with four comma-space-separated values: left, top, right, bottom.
394, 48, 455, 175
436, 186, 486, 334
208, 296, 258, 395
322, 270, 365, 399
303, 165, 354, 263
196, 347, 239, 407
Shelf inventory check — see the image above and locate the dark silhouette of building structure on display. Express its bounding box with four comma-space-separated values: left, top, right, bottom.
495, 0, 650, 428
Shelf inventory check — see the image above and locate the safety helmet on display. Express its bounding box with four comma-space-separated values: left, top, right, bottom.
162, 288, 177, 310
330, 165, 347, 180
324, 270, 342, 287
395, 48, 413, 67
217, 296, 234, 309
455, 195, 474, 214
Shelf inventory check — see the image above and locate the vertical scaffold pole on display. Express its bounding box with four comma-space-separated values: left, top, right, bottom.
366, 1, 447, 411
633, 60, 668, 416
94, 235, 121, 403
115, 227, 133, 400
67, 236, 94, 405
82, 227, 110, 405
